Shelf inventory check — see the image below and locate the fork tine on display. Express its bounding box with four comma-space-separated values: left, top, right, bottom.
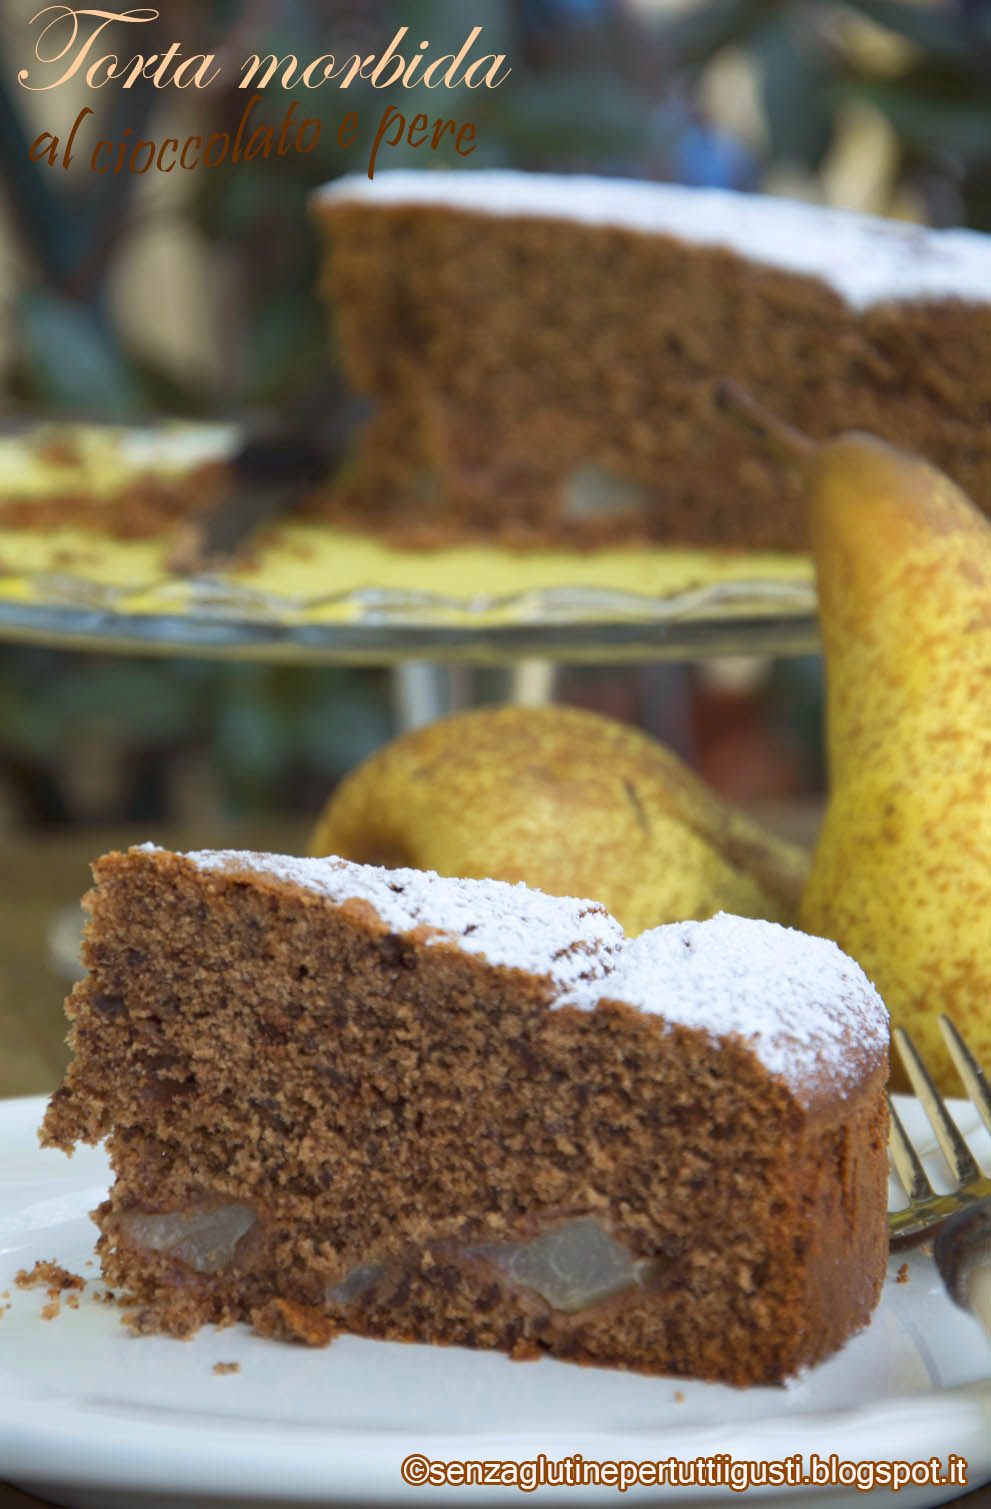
892, 1025, 982, 1186
939, 1016, 991, 1135
888, 1095, 934, 1202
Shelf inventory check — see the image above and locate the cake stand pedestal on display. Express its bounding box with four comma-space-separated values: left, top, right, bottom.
392, 659, 558, 728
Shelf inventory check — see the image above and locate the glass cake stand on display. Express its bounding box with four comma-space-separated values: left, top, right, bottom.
0, 420, 818, 666
0, 419, 820, 666
0, 571, 819, 664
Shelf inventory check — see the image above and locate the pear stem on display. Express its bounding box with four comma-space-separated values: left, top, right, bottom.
715, 381, 818, 466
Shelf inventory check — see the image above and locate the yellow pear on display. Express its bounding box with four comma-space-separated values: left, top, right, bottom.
797, 431, 991, 1091
310, 705, 809, 934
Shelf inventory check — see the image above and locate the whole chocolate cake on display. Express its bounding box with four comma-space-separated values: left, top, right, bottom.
312, 170, 991, 549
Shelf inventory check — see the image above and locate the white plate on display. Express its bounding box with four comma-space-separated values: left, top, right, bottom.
1, 1093, 988, 1509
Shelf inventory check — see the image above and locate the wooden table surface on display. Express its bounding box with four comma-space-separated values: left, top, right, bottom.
1, 1473, 988, 1506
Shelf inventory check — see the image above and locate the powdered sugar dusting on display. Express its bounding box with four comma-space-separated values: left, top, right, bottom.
574, 913, 888, 1092
316, 170, 991, 312
175, 847, 624, 994
137, 847, 887, 1098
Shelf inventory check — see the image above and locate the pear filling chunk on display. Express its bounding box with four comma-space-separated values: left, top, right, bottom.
475, 1216, 660, 1313
121, 1203, 256, 1274
561, 464, 648, 522
324, 1218, 663, 1317
326, 1261, 385, 1306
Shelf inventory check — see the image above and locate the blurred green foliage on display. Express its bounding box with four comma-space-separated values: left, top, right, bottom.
0, 650, 392, 826
1, 0, 988, 418
0, 0, 985, 826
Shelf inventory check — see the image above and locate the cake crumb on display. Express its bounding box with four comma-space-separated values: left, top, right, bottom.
673, 1390, 685, 1403
896, 1262, 910, 1284
123, 1304, 198, 1339
41, 1299, 61, 1320
213, 1361, 240, 1375
250, 1297, 339, 1346
15, 1260, 85, 1298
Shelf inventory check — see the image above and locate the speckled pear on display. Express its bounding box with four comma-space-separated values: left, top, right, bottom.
798, 432, 991, 1091
310, 705, 809, 934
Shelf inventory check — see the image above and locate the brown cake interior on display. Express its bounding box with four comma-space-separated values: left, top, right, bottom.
42, 848, 888, 1386
311, 200, 990, 549
7, 190, 984, 553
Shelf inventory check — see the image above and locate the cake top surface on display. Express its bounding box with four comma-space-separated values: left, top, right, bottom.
145, 846, 887, 1100
593, 913, 888, 1089
167, 846, 625, 995
315, 169, 991, 312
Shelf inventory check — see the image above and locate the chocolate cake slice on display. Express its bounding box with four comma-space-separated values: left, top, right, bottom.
41, 845, 889, 1385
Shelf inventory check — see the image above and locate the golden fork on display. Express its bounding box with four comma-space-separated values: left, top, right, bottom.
888, 1016, 991, 1338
